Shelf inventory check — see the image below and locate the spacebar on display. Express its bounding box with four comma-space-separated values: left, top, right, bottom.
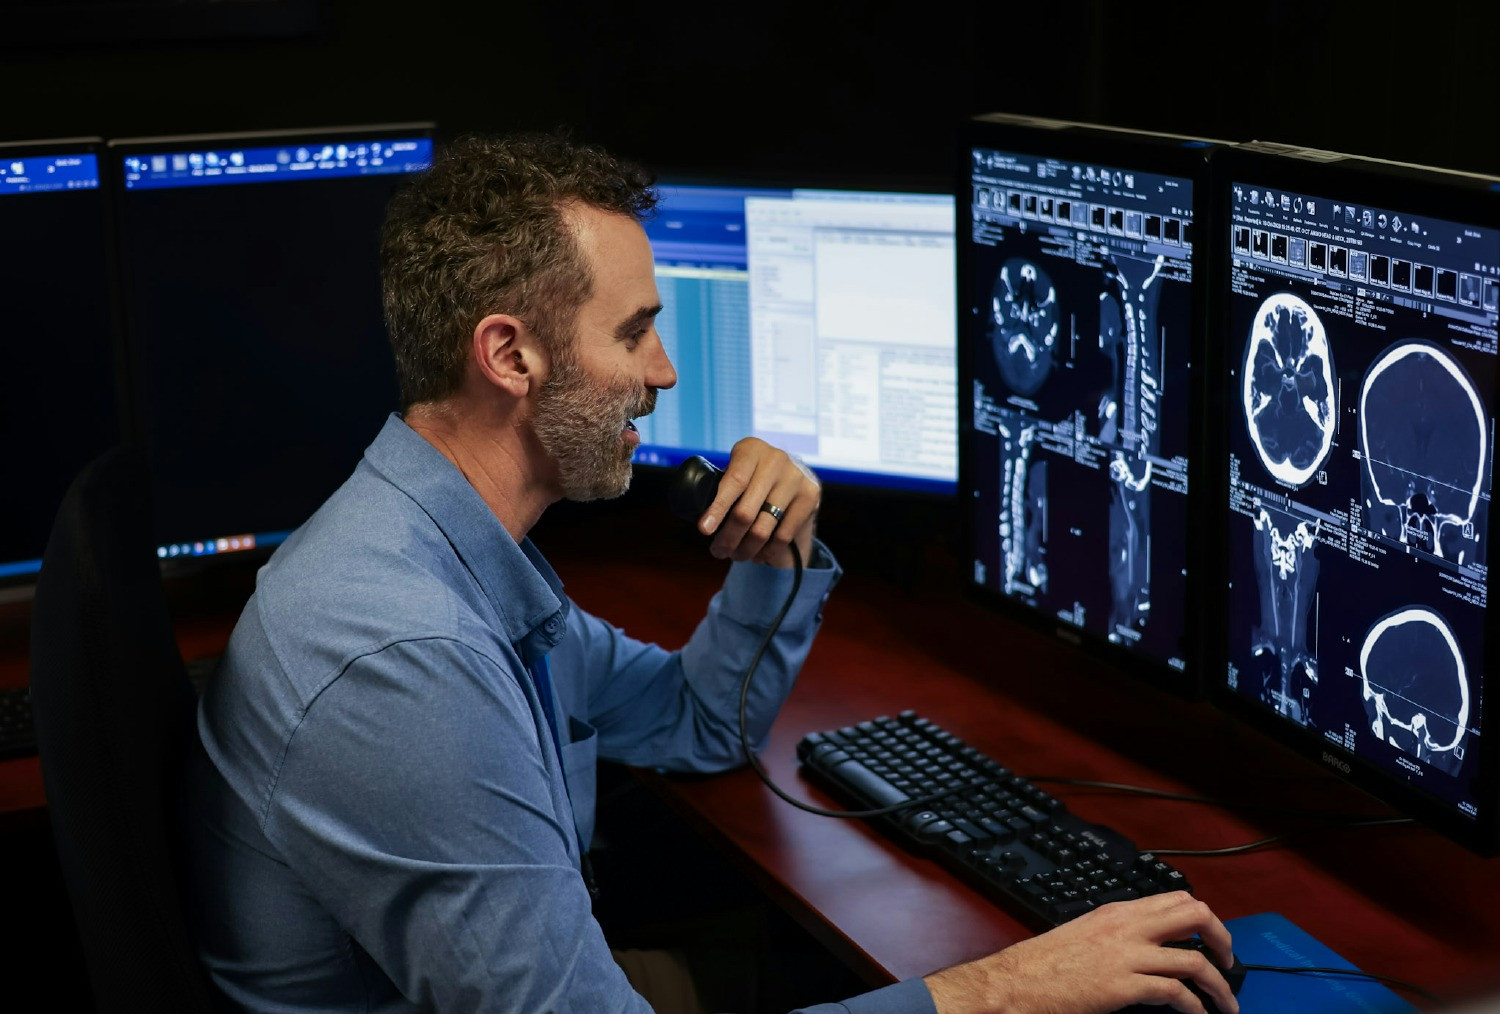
824, 757, 910, 809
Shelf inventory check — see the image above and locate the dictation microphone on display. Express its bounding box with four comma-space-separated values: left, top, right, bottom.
667, 454, 723, 522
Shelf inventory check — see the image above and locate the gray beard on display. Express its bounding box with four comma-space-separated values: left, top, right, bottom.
532, 352, 655, 502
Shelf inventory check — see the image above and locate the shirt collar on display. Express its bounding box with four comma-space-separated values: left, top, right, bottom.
361, 413, 568, 660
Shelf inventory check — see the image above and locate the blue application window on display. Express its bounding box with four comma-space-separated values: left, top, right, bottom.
121, 137, 433, 190
639, 182, 958, 493
0, 152, 99, 195
638, 183, 790, 467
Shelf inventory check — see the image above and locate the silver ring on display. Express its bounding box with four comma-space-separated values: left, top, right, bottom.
760, 501, 786, 522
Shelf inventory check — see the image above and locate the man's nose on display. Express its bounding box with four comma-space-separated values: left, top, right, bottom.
647, 330, 677, 390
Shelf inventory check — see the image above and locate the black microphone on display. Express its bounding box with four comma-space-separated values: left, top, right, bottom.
667, 455, 722, 522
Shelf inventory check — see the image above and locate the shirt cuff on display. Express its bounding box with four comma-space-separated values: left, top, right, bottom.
719, 538, 842, 628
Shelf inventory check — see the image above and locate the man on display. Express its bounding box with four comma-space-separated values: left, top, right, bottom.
183, 132, 1239, 1013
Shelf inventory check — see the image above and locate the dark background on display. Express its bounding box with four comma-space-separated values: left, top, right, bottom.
3, 0, 1497, 183
5, 1, 1498, 1006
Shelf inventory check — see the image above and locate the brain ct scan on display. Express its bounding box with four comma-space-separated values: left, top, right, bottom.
1359, 341, 1488, 565
965, 141, 1196, 673
1223, 171, 1497, 823
1360, 607, 1471, 776
991, 259, 1058, 396
1243, 292, 1337, 488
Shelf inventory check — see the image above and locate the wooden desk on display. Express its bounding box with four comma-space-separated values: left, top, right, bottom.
5, 510, 1498, 1011
549, 533, 1500, 1011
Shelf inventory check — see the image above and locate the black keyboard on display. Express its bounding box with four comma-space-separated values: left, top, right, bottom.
796, 710, 1191, 929
0, 685, 37, 759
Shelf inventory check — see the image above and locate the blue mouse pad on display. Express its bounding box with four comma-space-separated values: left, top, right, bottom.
1227, 912, 1417, 1012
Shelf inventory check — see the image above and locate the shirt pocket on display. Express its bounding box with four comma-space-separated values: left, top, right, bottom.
560, 716, 598, 848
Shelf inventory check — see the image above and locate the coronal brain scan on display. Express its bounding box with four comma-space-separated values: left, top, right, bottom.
1360, 607, 1470, 776
991, 258, 1058, 396
1242, 292, 1338, 488
1359, 341, 1488, 565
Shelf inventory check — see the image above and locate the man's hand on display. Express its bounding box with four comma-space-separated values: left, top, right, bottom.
699, 437, 820, 568
925, 892, 1238, 1014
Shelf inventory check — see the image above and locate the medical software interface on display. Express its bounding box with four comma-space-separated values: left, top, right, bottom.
0, 148, 118, 580
1223, 179, 1497, 819
118, 134, 433, 561
965, 147, 1197, 670
639, 184, 956, 492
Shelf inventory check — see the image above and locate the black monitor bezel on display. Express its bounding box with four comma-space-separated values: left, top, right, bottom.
0, 136, 127, 595
1204, 141, 1500, 856
105, 122, 436, 581
956, 113, 1225, 701
636, 165, 959, 504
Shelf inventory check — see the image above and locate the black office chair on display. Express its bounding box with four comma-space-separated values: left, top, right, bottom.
28, 445, 219, 1012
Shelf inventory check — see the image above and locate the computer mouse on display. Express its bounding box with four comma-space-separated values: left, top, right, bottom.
1163, 937, 1246, 1014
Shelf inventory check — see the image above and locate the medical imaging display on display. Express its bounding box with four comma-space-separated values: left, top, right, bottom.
0, 143, 120, 582
965, 147, 1197, 671
1223, 177, 1498, 820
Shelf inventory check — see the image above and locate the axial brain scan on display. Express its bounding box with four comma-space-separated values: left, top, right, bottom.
1359, 341, 1488, 565
1243, 292, 1338, 487
1360, 607, 1470, 776
991, 258, 1058, 396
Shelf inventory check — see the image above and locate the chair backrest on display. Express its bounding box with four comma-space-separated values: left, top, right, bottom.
29, 445, 218, 1012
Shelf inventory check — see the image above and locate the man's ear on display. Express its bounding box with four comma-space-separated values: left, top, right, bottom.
473, 313, 543, 397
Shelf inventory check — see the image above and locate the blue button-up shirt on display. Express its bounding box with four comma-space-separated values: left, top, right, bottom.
184, 414, 935, 1013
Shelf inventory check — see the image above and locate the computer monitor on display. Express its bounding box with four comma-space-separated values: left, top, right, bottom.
109, 123, 434, 568
637, 176, 957, 494
1212, 141, 1500, 854
957, 113, 1222, 698
0, 138, 122, 589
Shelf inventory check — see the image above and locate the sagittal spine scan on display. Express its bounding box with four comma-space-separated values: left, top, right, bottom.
1359, 341, 1488, 565
1360, 607, 1470, 776
991, 259, 1058, 396
1243, 292, 1337, 488
1100, 255, 1164, 640
997, 416, 1047, 594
